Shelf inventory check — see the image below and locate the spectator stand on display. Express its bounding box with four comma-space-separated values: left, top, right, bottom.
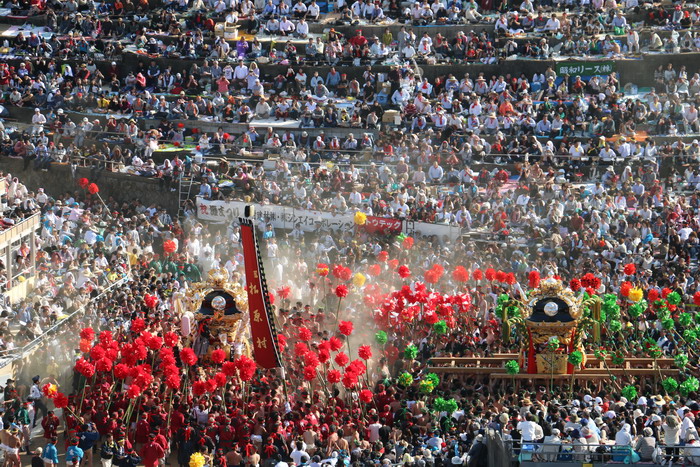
0, 212, 40, 304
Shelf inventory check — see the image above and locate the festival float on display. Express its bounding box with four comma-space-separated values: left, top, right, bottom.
497, 276, 603, 376
428, 269, 691, 392
183, 267, 252, 361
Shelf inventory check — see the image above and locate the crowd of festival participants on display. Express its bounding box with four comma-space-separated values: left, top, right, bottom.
0, 155, 695, 467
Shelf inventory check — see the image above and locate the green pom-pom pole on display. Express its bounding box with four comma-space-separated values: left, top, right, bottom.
397, 372, 413, 386
404, 345, 418, 360
621, 385, 637, 401
675, 353, 689, 368
680, 377, 699, 396
419, 380, 435, 394
505, 360, 520, 375
567, 351, 583, 367
424, 373, 440, 387
375, 331, 388, 345
662, 377, 679, 394
433, 320, 448, 335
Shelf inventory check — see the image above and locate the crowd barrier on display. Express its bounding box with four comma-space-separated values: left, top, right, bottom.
507, 439, 678, 466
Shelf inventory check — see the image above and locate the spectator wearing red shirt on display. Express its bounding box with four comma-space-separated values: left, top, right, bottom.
349, 30, 367, 48
139, 433, 165, 467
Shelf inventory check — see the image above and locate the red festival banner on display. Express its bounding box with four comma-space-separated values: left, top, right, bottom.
365, 216, 403, 234
240, 218, 282, 369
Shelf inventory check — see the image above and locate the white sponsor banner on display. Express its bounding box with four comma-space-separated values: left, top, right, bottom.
404, 220, 462, 242
196, 197, 461, 240
196, 198, 354, 232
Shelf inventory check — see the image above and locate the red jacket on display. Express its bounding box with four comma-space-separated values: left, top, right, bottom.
154, 433, 169, 452
170, 412, 184, 436
135, 419, 151, 444
139, 441, 165, 467
42, 415, 60, 439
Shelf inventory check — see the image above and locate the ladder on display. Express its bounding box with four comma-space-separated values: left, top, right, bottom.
177, 175, 194, 218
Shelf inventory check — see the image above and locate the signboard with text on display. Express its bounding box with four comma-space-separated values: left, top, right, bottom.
196, 198, 462, 241
556, 61, 615, 77
365, 216, 403, 234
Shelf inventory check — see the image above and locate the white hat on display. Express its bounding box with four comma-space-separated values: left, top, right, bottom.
57, 109, 63, 114
83, 117, 89, 122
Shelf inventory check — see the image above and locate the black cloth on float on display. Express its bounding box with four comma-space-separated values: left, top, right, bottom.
528, 297, 573, 322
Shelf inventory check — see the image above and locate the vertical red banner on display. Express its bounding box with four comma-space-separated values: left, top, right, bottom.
240, 219, 281, 369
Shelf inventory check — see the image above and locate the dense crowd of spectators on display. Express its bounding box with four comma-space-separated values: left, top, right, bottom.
2, 0, 700, 208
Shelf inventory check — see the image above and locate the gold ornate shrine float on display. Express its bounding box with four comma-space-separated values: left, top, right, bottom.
183, 268, 253, 361
426, 276, 679, 383
521, 277, 586, 375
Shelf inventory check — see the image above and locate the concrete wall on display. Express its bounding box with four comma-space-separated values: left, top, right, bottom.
0, 158, 181, 213
4, 51, 694, 89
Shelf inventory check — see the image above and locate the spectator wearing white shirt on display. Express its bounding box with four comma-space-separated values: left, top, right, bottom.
517, 414, 541, 443
233, 61, 248, 88
428, 162, 444, 182
683, 104, 699, 133
296, 18, 309, 37
402, 44, 416, 58
331, 193, 347, 211
541, 429, 562, 461
681, 412, 698, 443
569, 141, 585, 163
307, 0, 320, 18
348, 189, 363, 205
617, 139, 632, 159
292, 0, 307, 16
412, 167, 426, 183
544, 14, 560, 32
279, 17, 295, 35
600, 144, 616, 163
291, 442, 310, 465
31, 108, 46, 134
